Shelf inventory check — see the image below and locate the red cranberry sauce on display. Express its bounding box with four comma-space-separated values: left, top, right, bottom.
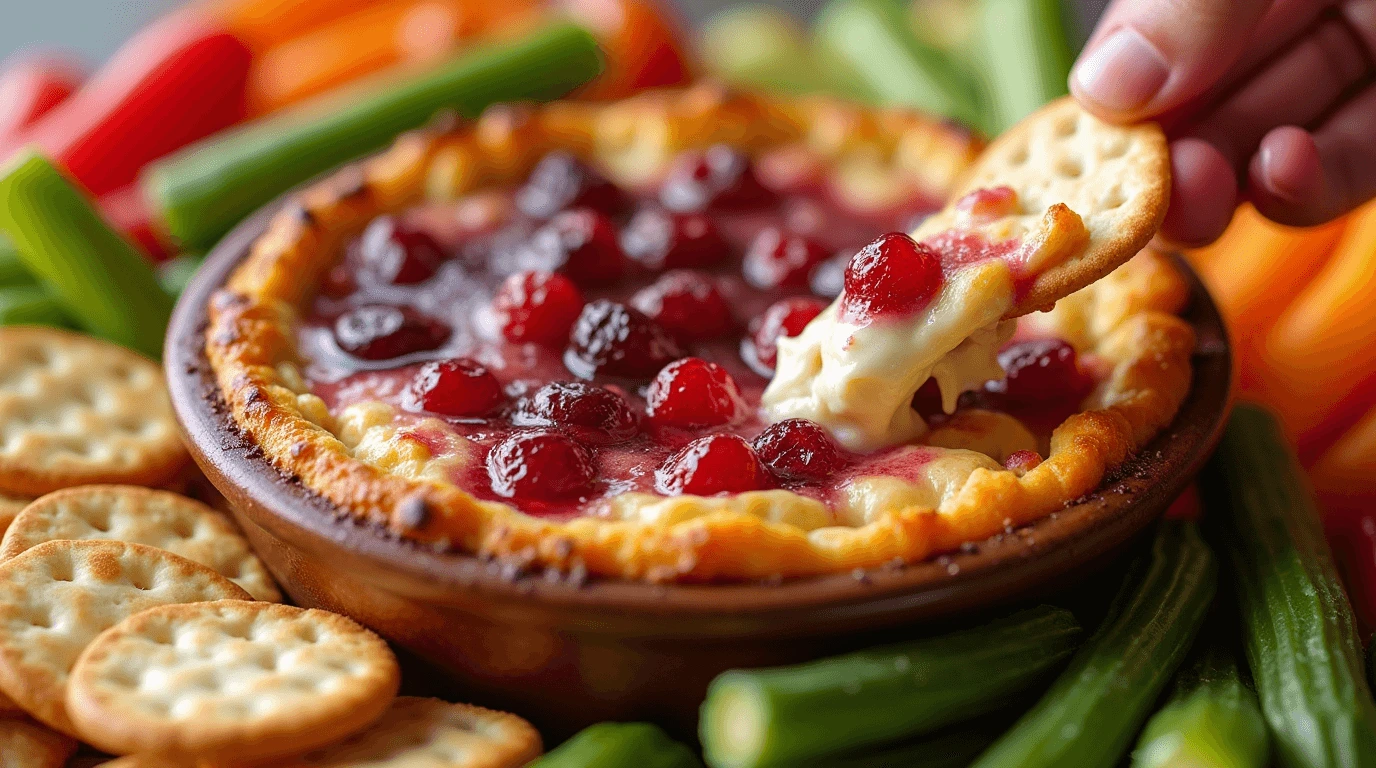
299, 151, 1092, 519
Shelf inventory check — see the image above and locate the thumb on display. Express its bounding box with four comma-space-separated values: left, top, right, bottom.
1070, 0, 1274, 123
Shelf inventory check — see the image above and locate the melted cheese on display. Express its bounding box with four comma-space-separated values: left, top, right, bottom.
762, 262, 1016, 451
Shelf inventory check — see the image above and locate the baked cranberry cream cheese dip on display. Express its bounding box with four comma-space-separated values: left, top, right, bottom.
205, 87, 1189, 583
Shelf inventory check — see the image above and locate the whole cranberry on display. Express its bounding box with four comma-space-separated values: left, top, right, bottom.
357, 216, 445, 285
620, 207, 729, 271
656, 434, 771, 496
564, 300, 685, 380
745, 297, 828, 373
491, 271, 585, 347
512, 381, 639, 444
840, 232, 943, 324
516, 208, 626, 285
333, 306, 451, 361
630, 270, 733, 341
645, 358, 744, 429
486, 430, 596, 500
515, 151, 627, 220
742, 228, 830, 290
983, 339, 1093, 407
753, 419, 843, 482
659, 146, 774, 212
403, 359, 504, 417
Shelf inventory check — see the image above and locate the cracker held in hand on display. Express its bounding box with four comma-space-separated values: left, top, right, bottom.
913, 96, 1169, 317
0, 540, 250, 735
0, 327, 188, 497
274, 696, 541, 767
0, 717, 77, 768
67, 600, 400, 762
0, 486, 282, 602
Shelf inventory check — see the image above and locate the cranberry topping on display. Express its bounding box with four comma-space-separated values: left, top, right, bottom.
645, 358, 744, 429
983, 339, 1093, 407
486, 430, 596, 500
1003, 449, 1042, 474
630, 270, 733, 341
840, 232, 943, 324
660, 145, 774, 212
491, 271, 585, 347
333, 306, 451, 361
564, 300, 685, 380
754, 419, 843, 482
745, 297, 827, 373
955, 185, 1018, 222
742, 227, 830, 290
356, 216, 446, 285
911, 378, 945, 418
655, 434, 771, 496
402, 359, 504, 417
516, 208, 626, 285
512, 382, 639, 444
514, 151, 627, 220
620, 207, 729, 271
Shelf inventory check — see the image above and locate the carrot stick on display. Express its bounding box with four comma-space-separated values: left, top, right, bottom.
1311, 403, 1376, 517
246, 0, 540, 114
1256, 200, 1376, 456
1189, 204, 1343, 346
203, 0, 381, 52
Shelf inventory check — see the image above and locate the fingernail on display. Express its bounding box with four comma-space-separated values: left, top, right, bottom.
1072, 27, 1170, 113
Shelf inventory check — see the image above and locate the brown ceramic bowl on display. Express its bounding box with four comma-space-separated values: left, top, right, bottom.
166, 203, 1232, 737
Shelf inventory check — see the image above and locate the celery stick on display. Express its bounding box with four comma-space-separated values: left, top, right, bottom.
814, 0, 987, 130
0, 236, 36, 287
0, 285, 68, 327
144, 23, 601, 251
975, 0, 1076, 131
0, 152, 171, 358
531, 723, 702, 768
157, 253, 205, 299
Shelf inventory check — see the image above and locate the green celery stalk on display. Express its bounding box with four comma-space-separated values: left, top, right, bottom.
1131, 628, 1270, 768
144, 22, 602, 251
700, 6, 875, 99
0, 285, 68, 327
529, 723, 702, 768
970, 520, 1218, 768
974, 0, 1076, 131
814, 0, 987, 131
157, 253, 206, 299
0, 235, 36, 287
1201, 404, 1376, 768
0, 152, 171, 358
700, 605, 1081, 768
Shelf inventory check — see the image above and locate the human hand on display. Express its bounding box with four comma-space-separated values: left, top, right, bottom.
1070, 0, 1376, 245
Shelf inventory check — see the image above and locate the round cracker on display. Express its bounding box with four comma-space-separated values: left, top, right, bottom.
914, 96, 1169, 317
0, 717, 77, 768
67, 600, 400, 762
0, 327, 188, 497
0, 486, 282, 602
0, 540, 251, 735
282, 696, 541, 767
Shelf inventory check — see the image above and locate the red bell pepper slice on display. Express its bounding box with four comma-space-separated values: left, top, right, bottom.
0, 54, 84, 142
3, 11, 252, 196
561, 0, 692, 99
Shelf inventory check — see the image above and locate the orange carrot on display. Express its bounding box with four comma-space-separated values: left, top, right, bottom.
1256, 200, 1376, 457
1311, 402, 1376, 518
203, 0, 381, 52
1188, 204, 1343, 356
246, 0, 540, 114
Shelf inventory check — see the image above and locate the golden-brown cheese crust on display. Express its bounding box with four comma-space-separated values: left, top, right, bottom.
205, 85, 1193, 582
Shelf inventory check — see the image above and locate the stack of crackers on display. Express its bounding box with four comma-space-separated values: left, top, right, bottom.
0, 328, 543, 767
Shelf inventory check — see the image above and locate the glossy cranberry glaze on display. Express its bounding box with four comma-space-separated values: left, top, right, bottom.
300, 148, 1089, 518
